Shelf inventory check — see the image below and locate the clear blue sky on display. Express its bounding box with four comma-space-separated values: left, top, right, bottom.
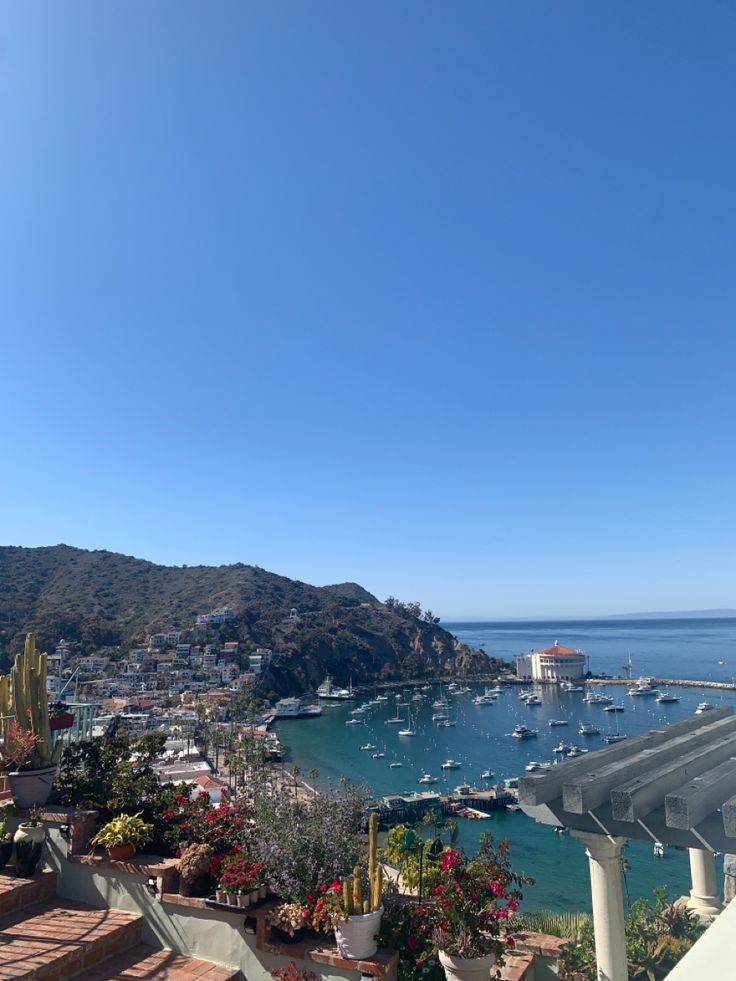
2, 2, 735, 619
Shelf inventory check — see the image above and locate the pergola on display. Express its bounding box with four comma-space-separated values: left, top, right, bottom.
519, 706, 736, 981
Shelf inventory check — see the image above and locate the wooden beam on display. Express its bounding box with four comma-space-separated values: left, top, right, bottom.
665, 757, 736, 830
562, 714, 736, 814
518, 707, 732, 807
611, 734, 736, 823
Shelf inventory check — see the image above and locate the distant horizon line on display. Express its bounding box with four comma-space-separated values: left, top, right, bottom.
443, 609, 736, 624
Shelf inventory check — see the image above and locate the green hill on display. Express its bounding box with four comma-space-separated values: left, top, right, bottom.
0, 545, 499, 693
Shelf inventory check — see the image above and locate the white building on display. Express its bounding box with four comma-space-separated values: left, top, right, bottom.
515, 641, 586, 682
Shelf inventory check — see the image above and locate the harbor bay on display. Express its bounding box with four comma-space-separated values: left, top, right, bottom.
276, 617, 736, 911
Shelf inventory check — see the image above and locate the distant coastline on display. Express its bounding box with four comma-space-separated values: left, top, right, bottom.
446, 610, 736, 625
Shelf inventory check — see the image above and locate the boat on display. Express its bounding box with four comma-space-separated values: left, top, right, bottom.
525, 761, 543, 772
481, 769, 494, 779
695, 702, 715, 714
432, 713, 449, 722
604, 733, 627, 744
553, 742, 571, 754
375, 694, 389, 702
525, 695, 542, 706
562, 683, 584, 693
398, 706, 416, 736
417, 773, 438, 784
512, 724, 538, 739
360, 743, 376, 751
653, 841, 664, 857
345, 718, 364, 726
566, 745, 588, 757
548, 719, 569, 727
603, 704, 625, 713
317, 676, 354, 700
437, 719, 457, 727
389, 762, 403, 768
655, 692, 680, 703
628, 678, 659, 697
441, 759, 462, 770
579, 723, 601, 736
453, 785, 472, 796
385, 704, 406, 724
371, 751, 385, 758
472, 693, 496, 705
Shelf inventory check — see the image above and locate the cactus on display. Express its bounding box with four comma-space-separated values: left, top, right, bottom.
340, 812, 383, 917
2, 634, 62, 770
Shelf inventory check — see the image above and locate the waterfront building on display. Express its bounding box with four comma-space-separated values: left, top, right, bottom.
515, 641, 586, 682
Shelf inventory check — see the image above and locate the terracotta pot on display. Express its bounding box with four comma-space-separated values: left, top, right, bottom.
438, 950, 496, 981
6, 765, 58, 809
13, 823, 45, 877
334, 906, 383, 960
49, 712, 75, 731
108, 843, 136, 862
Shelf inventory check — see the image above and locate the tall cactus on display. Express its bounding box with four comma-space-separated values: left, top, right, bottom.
340, 812, 383, 917
4, 633, 62, 769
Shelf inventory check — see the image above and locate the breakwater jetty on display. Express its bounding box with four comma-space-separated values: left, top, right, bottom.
588, 677, 736, 691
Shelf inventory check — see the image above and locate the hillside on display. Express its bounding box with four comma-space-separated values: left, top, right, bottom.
0, 545, 499, 693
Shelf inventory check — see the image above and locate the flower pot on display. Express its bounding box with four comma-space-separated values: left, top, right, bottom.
438, 950, 496, 981
271, 925, 305, 945
249, 889, 259, 904
334, 906, 383, 960
258, 884, 268, 900
49, 712, 75, 731
179, 875, 210, 898
13, 823, 45, 877
0, 838, 13, 871
6, 765, 58, 809
107, 843, 136, 862
236, 893, 250, 908
226, 893, 238, 906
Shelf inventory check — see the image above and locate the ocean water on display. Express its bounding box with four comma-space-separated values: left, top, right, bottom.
274, 618, 736, 912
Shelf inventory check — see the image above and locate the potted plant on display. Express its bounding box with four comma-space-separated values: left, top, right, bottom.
14, 808, 45, 877
331, 813, 384, 960
267, 902, 311, 944
271, 964, 318, 981
422, 836, 527, 981
48, 701, 75, 732
177, 843, 213, 897
217, 855, 266, 908
91, 813, 153, 861
0, 803, 15, 870
0, 635, 65, 808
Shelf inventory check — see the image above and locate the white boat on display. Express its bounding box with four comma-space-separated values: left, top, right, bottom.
417, 773, 438, 784
695, 702, 715, 714
567, 745, 588, 757
512, 724, 538, 739
398, 705, 416, 736
553, 742, 570, 754
389, 761, 403, 768
603, 704, 625, 713
525, 761, 543, 772
371, 751, 385, 758
548, 719, 569, 727
653, 841, 665, 857
437, 719, 457, 727
345, 718, 364, 726
562, 684, 584, 693
385, 704, 406, 724
525, 695, 542, 706
628, 678, 659, 697
481, 769, 494, 779
360, 743, 376, 751
432, 712, 449, 722
375, 695, 389, 702
441, 759, 462, 770
472, 694, 496, 705
655, 692, 680, 703
317, 676, 354, 700
604, 733, 627, 744
579, 723, 601, 736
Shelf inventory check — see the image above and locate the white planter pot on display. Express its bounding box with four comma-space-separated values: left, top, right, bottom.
439, 950, 496, 981
237, 893, 250, 908
6, 765, 58, 809
14, 823, 45, 846
334, 906, 383, 960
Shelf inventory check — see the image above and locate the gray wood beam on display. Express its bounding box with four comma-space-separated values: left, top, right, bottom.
519, 707, 732, 807
722, 794, 736, 839
665, 757, 736, 830
562, 714, 736, 814
611, 734, 736, 823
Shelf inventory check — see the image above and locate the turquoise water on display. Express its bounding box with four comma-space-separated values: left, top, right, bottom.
275, 618, 736, 912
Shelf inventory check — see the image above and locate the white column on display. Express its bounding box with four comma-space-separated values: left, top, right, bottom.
687, 847, 722, 917
574, 832, 628, 981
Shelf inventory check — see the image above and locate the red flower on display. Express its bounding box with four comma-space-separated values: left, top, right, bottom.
406, 933, 420, 951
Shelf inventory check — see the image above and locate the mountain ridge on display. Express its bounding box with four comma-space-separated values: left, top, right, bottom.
0, 544, 496, 694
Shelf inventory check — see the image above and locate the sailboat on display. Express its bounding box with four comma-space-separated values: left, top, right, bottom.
604, 713, 627, 744
385, 703, 406, 724
398, 704, 416, 737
